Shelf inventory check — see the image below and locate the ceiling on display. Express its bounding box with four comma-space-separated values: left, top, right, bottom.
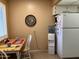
58, 0, 79, 5
51, 0, 61, 6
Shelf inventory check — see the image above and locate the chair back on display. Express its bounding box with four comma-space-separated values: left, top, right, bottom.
26, 34, 32, 49
0, 50, 8, 59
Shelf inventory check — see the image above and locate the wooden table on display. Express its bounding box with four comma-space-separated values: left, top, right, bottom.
0, 38, 25, 59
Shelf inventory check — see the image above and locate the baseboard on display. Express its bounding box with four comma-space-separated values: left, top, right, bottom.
30, 50, 48, 52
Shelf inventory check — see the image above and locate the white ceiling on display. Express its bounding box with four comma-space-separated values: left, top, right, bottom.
58, 0, 79, 5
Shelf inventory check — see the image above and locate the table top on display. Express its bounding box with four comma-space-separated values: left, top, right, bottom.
0, 38, 25, 52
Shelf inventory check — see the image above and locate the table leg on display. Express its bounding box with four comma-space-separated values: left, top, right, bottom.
16, 52, 21, 59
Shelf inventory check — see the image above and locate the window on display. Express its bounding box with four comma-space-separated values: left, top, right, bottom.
0, 2, 8, 41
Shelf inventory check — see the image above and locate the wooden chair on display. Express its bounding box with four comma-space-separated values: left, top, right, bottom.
0, 50, 9, 59
22, 34, 32, 59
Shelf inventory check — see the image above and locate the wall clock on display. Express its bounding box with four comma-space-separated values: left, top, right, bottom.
25, 15, 36, 27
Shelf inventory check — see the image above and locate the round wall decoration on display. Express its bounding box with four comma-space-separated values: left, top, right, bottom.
25, 15, 36, 27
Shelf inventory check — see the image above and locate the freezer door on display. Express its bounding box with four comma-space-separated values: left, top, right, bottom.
57, 14, 63, 28
63, 13, 79, 28
63, 29, 79, 58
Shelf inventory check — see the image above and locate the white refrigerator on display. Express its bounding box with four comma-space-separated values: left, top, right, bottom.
56, 13, 79, 58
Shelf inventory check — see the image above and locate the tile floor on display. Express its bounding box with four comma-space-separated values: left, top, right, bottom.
0, 52, 59, 59
32, 52, 59, 59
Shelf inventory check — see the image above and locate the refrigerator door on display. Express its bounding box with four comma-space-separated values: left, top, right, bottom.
63, 13, 79, 28
57, 28, 63, 58
63, 29, 79, 58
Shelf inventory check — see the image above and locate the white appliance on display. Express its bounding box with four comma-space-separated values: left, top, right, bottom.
48, 33, 55, 54
56, 13, 79, 58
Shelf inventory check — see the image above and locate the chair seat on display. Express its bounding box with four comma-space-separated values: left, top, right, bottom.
22, 47, 30, 52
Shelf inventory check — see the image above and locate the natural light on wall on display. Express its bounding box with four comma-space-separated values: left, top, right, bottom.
27, 3, 35, 10
0, 2, 8, 41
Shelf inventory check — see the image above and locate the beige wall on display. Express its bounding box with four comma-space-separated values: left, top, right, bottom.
8, 0, 54, 50
0, 0, 6, 3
